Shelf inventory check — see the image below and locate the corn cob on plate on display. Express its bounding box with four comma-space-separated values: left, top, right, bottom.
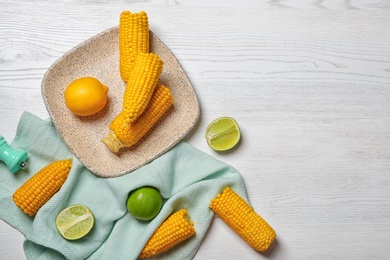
41, 26, 200, 177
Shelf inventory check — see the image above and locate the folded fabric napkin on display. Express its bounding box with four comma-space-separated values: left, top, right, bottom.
0, 112, 248, 259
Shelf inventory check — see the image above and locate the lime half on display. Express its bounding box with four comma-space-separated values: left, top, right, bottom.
205, 117, 241, 152
127, 186, 163, 221
56, 204, 94, 240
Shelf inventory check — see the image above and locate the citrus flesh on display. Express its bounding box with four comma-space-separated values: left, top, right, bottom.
64, 76, 108, 116
205, 117, 241, 152
56, 204, 94, 240
126, 186, 163, 221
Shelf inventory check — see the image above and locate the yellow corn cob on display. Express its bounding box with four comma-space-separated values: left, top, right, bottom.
119, 10, 149, 82
13, 159, 72, 217
103, 83, 173, 153
139, 209, 196, 258
209, 187, 276, 252
123, 52, 164, 123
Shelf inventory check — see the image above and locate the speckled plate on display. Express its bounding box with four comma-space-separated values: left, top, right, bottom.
41, 26, 200, 177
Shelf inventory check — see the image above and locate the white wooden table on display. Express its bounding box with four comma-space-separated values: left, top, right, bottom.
1, 1, 390, 259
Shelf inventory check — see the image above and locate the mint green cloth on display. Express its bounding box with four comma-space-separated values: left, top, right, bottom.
0, 112, 248, 259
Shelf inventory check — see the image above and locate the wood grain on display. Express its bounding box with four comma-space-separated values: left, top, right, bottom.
1, 0, 390, 259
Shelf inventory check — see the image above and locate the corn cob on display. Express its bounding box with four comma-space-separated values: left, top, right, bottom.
119, 10, 149, 82
122, 52, 164, 123
139, 209, 196, 258
103, 83, 173, 153
13, 159, 72, 217
209, 187, 276, 252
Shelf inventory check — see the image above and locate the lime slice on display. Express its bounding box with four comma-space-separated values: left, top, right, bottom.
205, 117, 241, 152
56, 204, 94, 240
126, 186, 163, 221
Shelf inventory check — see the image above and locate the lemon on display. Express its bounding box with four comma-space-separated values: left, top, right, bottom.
64, 76, 108, 116
55, 204, 94, 240
126, 186, 163, 221
205, 117, 241, 152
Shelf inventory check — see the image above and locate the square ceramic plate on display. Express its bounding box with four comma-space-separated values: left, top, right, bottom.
41, 26, 200, 177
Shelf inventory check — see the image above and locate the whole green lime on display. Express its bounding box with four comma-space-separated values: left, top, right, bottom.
126, 186, 163, 221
